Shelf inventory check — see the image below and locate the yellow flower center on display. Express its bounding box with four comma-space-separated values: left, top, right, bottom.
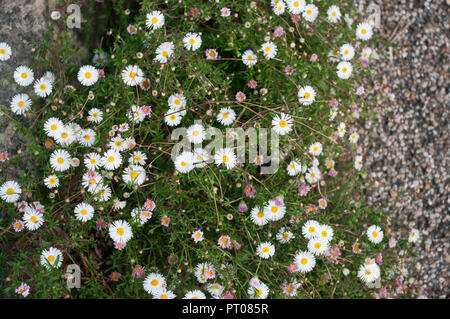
322, 231, 328, 237
40, 84, 46, 90
222, 155, 229, 163
81, 209, 88, 215
6, 188, 15, 195
307, 9, 312, 15
161, 294, 168, 299
271, 206, 278, 213
48, 255, 55, 263
262, 247, 269, 253
21, 72, 28, 79
130, 172, 138, 179
57, 157, 64, 164
294, 1, 299, 7
301, 258, 307, 265
314, 243, 321, 249
362, 29, 367, 35
170, 114, 176, 121
372, 232, 378, 238
117, 228, 124, 236
162, 51, 168, 57
61, 132, 68, 139
332, 11, 336, 16
283, 233, 289, 239
279, 120, 287, 128
151, 279, 159, 286
264, 46, 270, 52
129, 72, 136, 78
304, 92, 311, 99
152, 17, 158, 24
257, 211, 264, 218
255, 289, 262, 296
85, 72, 92, 79
0, 49, 5, 54
30, 216, 37, 223
189, 38, 195, 45
108, 156, 115, 163
49, 178, 56, 184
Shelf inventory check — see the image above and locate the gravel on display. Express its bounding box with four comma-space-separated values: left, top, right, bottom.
358, 0, 449, 298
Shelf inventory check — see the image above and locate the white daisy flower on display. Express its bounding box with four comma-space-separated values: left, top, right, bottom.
121, 65, 144, 86
112, 198, 126, 211
87, 108, 103, 123
193, 148, 209, 168
34, 78, 52, 98
10, 93, 32, 115
356, 22, 373, 41
50, 11, 61, 20
127, 104, 146, 124
302, 220, 320, 239
186, 123, 206, 144
0, 181, 22, 203
242, 49, 258, 67
207, 283, 224, 298
164, 108, 183, 126
328, 49, 340, 62
96, 185, 112, 202
84, 152, 102, 170
408, 228, 420, 243
348, 131, 359, 143
92, 52, 107, 67
174, 151, 195, 173
307, 237, 329, 256
250, 206, 269, 226
102, 149, 122, 170
361, 47, 372, 60
214, 148, 237, 170
0, 42, 12, 61
340, 44, 355, 61
77, 65, 99, 86
14, 66, 34, 86
317, 224, 334, 242
357, 263, 380, 283
263, 199, 286, 222
122, 165, 146, 186
168, 94, 187, 112
329, 107, 338, 121
298, 86, 316, 105
337, 122, 346, 137
146, 11, 165, 30
43, 117, 63, 137
287, 160, 302, 176
109, 136, 126, 152
143, 272, 166, 294
44, 175, 59, 189
40, 247, 63, 270
294, 251, 316, 273
276, 228, 295, 243
248, 282, 270, 299
78, 128, 97, 147
129, 151, 147, 165
154, 290, 176, 299
155, 42, 175, 63
50, 149, 72, 172
55, 125, 76, 146
41, 71, 55, 84
325, 158, 335, 170
192, 230, 204, 243
261, 42, 277, 59
109, 220, 132, 244
305, 166, 321, 184
183, 290, 206, 299
23, 208, 44, 231
74, 203, 95, 222
287, 0, 306, 14
183, 32, 202, 51
327, 5, 341, 23
354, 155, 363, 171
256, 242, 275, 259
272, 112, 293, 135
273, 1, 285, 15
309, 142, 322, 156
366, 225, 383, 244
337, 61, 353, 79
303, 4, 319, 23
217, 107, 236, 126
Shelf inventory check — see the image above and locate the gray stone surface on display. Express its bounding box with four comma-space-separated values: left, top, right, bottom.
359, 0, 449, 298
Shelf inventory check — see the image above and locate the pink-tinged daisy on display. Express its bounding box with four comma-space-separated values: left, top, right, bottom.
235, 91, 246, 102
109, 271, 121, 281
0, 151, 8, 162
318, 198, 327, 209
220, 7, 231, 17
248, 80, 258, 89
161, 216, 171, 227
132, 265, 146, 279
284, 65, 295, 75
127, 24, 137, 35
12, 220, 24, 232
16, 283, 30, 297
167, 255, 178, 264
287, 263, 299, 273
96, 218, 107, 230
114, 241, 127, 250
192, 229, 204, 243
273, 27, 284, 37
218, 235, 232, 249
244, 184, 256, 198
305, 204, 317, 214
298, 185, 311, 197
141, 105, 152, 116
291, 14, 300, 23
205, 48, 218, 60
143, 198, 156, 211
